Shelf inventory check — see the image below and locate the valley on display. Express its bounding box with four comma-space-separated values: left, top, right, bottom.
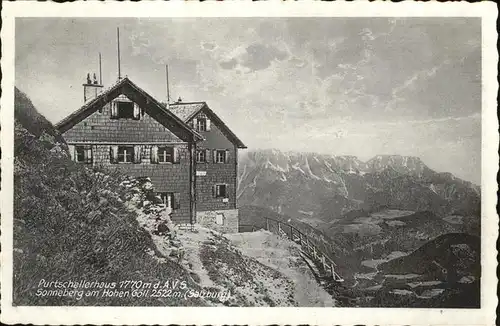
237, 149, 481, 307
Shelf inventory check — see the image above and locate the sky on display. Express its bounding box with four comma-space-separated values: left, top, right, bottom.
15, 18, 481, 183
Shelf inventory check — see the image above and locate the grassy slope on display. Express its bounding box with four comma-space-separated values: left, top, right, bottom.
13, 88, 204, 306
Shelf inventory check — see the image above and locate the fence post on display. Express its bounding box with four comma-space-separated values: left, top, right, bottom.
266, 218, 269, 231
321, 255, 326, 270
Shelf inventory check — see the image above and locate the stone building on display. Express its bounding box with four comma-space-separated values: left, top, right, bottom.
56, 76, 246, 232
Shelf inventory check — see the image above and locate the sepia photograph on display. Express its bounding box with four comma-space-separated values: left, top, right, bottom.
1, 2, 497, 325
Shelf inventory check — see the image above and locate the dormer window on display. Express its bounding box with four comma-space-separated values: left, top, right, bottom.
110, 100, 141, 120
196, 118, 206, 131
193, 117, 211, 132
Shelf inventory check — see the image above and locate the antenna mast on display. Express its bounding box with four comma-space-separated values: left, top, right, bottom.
166, 65, 170, 110
99, 52, 103, 85
117, 27, 121, 80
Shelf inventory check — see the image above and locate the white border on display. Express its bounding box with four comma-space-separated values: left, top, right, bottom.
1, 2, 498, 325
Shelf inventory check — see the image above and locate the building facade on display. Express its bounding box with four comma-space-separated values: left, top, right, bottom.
56, 77, 245, 232
170, 102, 246, 233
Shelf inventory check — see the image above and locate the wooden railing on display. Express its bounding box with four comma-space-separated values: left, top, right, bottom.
239, 217, 344, 282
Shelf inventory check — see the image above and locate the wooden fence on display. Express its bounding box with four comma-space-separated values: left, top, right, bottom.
239, 217, 344, 282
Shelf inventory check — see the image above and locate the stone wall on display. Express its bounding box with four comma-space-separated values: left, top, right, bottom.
197, 209, 239, 233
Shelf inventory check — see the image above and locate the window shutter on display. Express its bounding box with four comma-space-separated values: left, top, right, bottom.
133, 103, 140, 120
173, 147, 180, 164
213, 150, 217, 163
86, 148, 93, 164
212, 185, 217, 198
206, 119, 211, 131
225, 149, 230, 163
134, 146, 142, 163
192, 118, 198, 130
110, 102, 118, 119
150, 146, 159, 164
68, 145, 76, 161
110, 146, 118, 164
205, 149, 210, 163
173, 192, 181, 209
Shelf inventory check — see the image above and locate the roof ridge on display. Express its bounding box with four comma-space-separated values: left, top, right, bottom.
169, 101, 207, 105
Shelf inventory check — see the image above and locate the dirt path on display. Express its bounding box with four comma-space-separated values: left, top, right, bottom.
225, 230, 336, 307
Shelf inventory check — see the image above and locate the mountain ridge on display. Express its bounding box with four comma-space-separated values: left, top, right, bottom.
241, 148, 479, 186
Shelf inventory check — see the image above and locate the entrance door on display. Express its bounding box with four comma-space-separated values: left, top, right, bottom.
160, 192, 173, 209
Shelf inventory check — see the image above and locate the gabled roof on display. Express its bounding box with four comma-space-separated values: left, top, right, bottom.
169, 102, 247, 149
168, 102, 205, 121
55, 77, 203, 142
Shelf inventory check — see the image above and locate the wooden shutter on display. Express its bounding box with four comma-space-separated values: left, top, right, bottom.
206, 119, 211, 131
212, 185, 217, 198
110, 102, 118, 119
85, 148, 93, 164
192, 118, 198, 130
225, 149, 230, 163
134, 146, 142, 163
110, 146, 118, 164
213, 150, 217, 163
68, 145, 76, 161
205, 149, 210, 163
173, 147, 180, 164
173, 192, 181, 209
150, 146, 159, 164
133, 103, 140, 120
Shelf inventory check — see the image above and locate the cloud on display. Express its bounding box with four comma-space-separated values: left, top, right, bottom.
201, 42, 217, 51
219, 58, 238, 70
240, 43, 288, 72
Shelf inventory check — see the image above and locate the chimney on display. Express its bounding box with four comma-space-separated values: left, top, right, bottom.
83, 72, 103, 102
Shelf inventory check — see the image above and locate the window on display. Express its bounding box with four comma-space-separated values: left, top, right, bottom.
118, 146, 134, 163
110, 145, 141, 164
75, 146, 92, 164
215, 213, 225, 225
159, 192, 180, 210
215, 150, 226, 163
196, 150, 207, 163
151, 146, 179, 164
193, 118, 211, 131
214, 184, 227, 198
117, 102, 134, 118
158, 147, 174, 163
110, 100, 141, 120
196, 118, 206, 132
